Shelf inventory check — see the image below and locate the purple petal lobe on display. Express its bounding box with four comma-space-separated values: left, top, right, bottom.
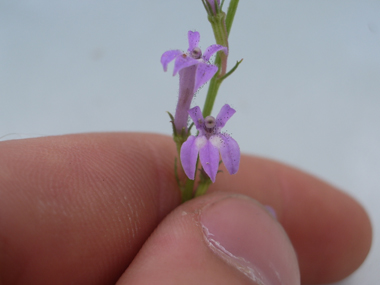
194, 62, 218, 92
161, 50, 182, 72
187, 31, 200, 52
215, 104, 236, 129
202, 44, 228, 62
217, 134, 240, 175
199, 140, 220, 183
173, 55, 198, 76
180, 136, 199, 180
188, 106, 204, 131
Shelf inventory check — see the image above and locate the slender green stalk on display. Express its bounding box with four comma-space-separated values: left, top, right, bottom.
225, 0, 239, 35
195, 178, 212, 197
208, 13, 228, 74
208, 13, 228, 47
182, 178, 195, 202
202, 0, 240, 118
202, 72, 222, 117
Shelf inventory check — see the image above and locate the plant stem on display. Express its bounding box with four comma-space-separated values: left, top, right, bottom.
208, 12, 228, 75
195, 178, 212, 197
203, 0, 240, 118
182, 178, 195, 202
225, 0, 239, 36
202, 69, 222, 117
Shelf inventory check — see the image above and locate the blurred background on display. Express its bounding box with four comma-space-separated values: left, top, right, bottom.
1, 1, 379, 283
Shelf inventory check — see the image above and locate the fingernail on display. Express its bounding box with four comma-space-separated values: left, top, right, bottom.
264, 205, 277, 220
200, 196, 300, 285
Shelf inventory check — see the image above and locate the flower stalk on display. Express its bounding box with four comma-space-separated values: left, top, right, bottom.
202, 0, 241, 118
208, 13, 228, 75
195, 171, 212, 197
162, 0, 241, 202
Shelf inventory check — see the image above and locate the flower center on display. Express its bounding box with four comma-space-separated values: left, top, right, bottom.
191, 47, 202, 59
204, 116, 216, 128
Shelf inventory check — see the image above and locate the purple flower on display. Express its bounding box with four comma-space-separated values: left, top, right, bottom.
180, 104, 240, 182
161, 31, 228, 133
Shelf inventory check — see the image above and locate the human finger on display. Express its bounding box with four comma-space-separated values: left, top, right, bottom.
0, 133, 180, 284
210, 156, 372, 284
0, 133, 372, 284
117, 192, 300, 285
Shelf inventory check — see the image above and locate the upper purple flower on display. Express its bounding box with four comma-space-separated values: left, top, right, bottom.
180, 104, 240, 182
161, 31, 228, 94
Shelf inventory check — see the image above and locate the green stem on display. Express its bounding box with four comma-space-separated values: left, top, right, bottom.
181, 155, 199, 203
195, 178, 212, 197
226, 0, 239, 36
208, 11, 228, 47
202, 73, 222, 118
203, 0, 240, 118
208, 12, 228, 75
182, 178, 194, 203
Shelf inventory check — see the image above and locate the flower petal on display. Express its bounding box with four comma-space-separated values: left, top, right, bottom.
218, 134, 240, 175
187, 31, 200, 52
180, 135, 199, 180
199, 139, 220, 182
215, 104, 236, 130
160, 50, 182, 72
188, 106, 204, 131
194, 62, 218, 92
173, 54, 198, 76
203, 44, 228, 62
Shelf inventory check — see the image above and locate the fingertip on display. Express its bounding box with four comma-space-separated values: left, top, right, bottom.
279, 171, 373, 283
200, 194, 300, 285
210, 156, 373, 283
118, 193, 300, 284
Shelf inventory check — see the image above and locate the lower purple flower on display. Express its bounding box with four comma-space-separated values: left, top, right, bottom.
180, 104, 240, 182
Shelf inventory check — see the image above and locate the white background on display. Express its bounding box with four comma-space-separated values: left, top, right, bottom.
1, 1, 379, 284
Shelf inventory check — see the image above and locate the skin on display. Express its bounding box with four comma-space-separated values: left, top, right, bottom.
0, 133, 372, 284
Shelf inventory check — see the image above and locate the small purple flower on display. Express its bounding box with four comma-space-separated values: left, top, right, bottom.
161, 31, 228, 133
180, 104, 240, 182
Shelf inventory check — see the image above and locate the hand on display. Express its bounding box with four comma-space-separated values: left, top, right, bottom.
0, 133, 372, 284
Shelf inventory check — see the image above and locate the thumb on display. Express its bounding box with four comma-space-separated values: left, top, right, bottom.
117, 192, 300, 284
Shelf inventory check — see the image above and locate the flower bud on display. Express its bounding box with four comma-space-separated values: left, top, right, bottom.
207, 0, 220, 14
